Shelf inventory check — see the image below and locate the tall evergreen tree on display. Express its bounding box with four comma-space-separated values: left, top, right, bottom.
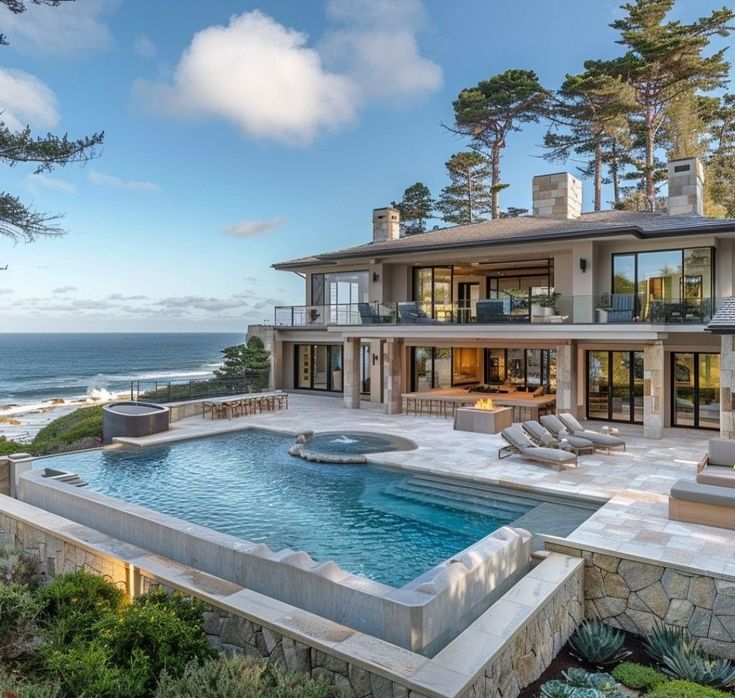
609, 0, 734, 210
392, 182, 434, 236
446, 69, 547, 219
436, 151, 492, 225
0, 0, 104, 243
703, 93, 735, 217
544, 63, 634, 211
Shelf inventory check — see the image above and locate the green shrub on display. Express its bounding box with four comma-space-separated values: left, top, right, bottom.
0, 548, 43, 588
154, 656, 335, 698
646, 679, 733, 698
41, 641, 150, 698
568, 619, 631, 666
0, 435, 28, 456
0, 583, 42, 661
0, 669, 60, 698
98, 597, 215, 691
661, 641, 735, 688
132, 588, 205, 625
611, 661, 669, 690
645, 621, 691, 665
540, 668, 624, 697
37, 571, 126, 643
30, 406, 103, 456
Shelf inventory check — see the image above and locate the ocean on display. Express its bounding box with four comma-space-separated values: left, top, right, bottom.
0, 332, 243, 406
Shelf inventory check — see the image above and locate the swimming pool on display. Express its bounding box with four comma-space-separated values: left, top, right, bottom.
38, 429, 595, 587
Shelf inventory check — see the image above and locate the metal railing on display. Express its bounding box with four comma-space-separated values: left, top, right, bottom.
130, 372, 271, 404
273, 295, 718, 327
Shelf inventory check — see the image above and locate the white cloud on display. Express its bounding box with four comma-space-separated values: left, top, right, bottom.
0, 288, 13, 295
26, 174, 76, 195
134, 11, 357, 145
132, 4, 441, 145
0, 68, 59, 131
134, 34, 156, 59
223, 218, 285, 238
52, 285, 77, 294
0, 0, 115, 57
88, 170, 162, 193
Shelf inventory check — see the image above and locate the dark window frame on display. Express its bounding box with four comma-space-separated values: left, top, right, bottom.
293, 343, 344, 393
585, 350, 644, 424
670, 351, 720, 431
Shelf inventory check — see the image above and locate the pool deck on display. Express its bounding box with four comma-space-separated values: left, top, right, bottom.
118, 393, 734, 582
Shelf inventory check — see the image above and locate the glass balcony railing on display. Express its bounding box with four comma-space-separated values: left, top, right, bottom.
273, 295, 718, 327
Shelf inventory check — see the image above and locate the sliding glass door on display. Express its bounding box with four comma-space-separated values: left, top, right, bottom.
586, 350, 644, 423
672, 353, 720, 430
295, 344, 343, 392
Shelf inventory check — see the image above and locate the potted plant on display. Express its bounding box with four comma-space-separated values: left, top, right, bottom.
532, 293, 560, 318
596, 293, 611, 323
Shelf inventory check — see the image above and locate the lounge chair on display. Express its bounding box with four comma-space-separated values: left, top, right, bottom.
669, 479, 735, 531
696, 439, 735, 488
397, 302, 439, 325
523, 420, 594, 456
499, 426, 578, 469
476, 299, 508, 323
607, 293, 636, 323
357, 302, 390, 325
556, 413, 626, 452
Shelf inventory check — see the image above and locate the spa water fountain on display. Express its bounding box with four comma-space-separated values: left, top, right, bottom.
288, 430, 416, 463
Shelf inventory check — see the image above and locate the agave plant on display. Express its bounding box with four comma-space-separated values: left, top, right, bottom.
540, 668, 624, 698
662, 641, 735, 688
568, 619, 631, 666
644, 620, 692, 665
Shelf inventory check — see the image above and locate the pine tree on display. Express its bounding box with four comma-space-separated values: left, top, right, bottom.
446, 69, 547, 219
436, 151, 492, 225
609, 0, 734, 210
0, 0, 104, 242
391, 182, 434, 235
544, 63, 634, 210
703, 93, 735, 217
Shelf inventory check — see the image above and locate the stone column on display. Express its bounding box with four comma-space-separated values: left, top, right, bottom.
644, 341, 665, 439
384, 339, 403, 415
555, 343, 577, 415
343, 337, 361, 409
720, 335, 735, 439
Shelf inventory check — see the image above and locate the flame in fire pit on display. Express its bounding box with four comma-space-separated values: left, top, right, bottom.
474, 398, 495, 410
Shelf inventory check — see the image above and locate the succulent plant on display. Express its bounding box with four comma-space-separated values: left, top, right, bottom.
644, 621, 692, 665
540, 668, 624, 697
661, 641, 735, 689
568, 619, 631, 666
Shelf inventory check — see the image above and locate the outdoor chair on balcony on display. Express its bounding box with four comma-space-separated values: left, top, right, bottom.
397, 302, 439, 324
475, 300, 508, 323
556, 413, 626, 452
522, 420, 594, 456
607, 294, 636, 323
499, 426, 578, 469
357, 302, 391, 325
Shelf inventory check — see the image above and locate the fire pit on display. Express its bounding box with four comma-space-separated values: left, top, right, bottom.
453, 398, 513, 435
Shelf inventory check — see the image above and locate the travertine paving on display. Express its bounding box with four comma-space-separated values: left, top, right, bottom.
127, 393, 735, 582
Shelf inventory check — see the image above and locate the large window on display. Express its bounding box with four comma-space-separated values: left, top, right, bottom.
483, 348, 557, 392
295, 344, 343, 392
413, 267, 453, 319
410, 347, 453, 391
612, 247, 714, 322
672, 353, 720, 430
586, 350, 644, 423
311, 271, 369, 323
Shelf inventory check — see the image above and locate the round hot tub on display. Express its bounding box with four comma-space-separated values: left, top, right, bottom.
103, 401, 170, 443
288, 431, 417, 464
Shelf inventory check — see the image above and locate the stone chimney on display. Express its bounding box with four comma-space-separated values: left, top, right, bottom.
372, 207, 400, 242
668, 158, 704, 216
532, 172, 583, 219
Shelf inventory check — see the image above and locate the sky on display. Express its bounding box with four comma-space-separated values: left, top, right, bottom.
0, 0, 731, 332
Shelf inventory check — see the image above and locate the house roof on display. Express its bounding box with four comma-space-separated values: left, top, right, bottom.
274, 210, 735, 270
706, 297, 735, 334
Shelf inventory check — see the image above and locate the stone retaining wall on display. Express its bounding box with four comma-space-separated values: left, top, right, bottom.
545, 539, 735, 659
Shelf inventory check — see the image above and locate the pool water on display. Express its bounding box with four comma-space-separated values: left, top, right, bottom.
40, 430, 550, 587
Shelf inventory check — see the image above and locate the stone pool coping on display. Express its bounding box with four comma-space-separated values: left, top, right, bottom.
0, 494, 584, 698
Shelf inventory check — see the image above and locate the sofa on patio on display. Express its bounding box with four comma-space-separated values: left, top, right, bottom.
668, 438, 735, 530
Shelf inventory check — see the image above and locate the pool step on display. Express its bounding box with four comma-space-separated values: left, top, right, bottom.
42, 468, 87, 487
403, 476, 537, 512
384, 477, 534, 521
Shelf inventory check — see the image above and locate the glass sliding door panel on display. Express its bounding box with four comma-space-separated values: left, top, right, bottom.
487, 349, 505, 384
673, 353, 696, 427
312, 346, 329, 391
683, 248, 713, 320
413, 347, 431, 392
414, 268, 433, 318
360, 344, 370, 395
546, 350, 557, 393
698, 353, 720, 430
637, 250, 682, 320
526, 350, 542, 387
453, 348, 481, 385
329, 345, 343, 392
507, 349, 525, 386
632, 352, 644, 423
433, 268, 452, 320
612, 255, 636, 293
610, 351, 632, 421
297, 345, 312, 389
433, 348, 452, 389
587, 351, 609, 420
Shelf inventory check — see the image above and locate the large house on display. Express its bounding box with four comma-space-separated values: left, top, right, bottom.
250, 157, 735, 439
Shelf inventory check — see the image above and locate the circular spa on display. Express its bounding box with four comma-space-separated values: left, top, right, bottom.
102, 401, 170, 443
288, 431, 417, 464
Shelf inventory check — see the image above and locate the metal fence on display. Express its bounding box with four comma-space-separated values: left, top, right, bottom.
129, 371, 271, 404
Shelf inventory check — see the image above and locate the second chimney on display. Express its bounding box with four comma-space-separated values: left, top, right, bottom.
372, 207, 400, 242
668, 158, 703, 216
532, 172, 582, 219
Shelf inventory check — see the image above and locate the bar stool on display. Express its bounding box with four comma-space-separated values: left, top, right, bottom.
202, 401, 215, 420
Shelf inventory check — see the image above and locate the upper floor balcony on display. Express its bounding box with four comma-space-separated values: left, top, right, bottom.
274, 293, 717, 328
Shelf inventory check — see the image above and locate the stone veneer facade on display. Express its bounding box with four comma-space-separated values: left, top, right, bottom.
546, 540, 735, 659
